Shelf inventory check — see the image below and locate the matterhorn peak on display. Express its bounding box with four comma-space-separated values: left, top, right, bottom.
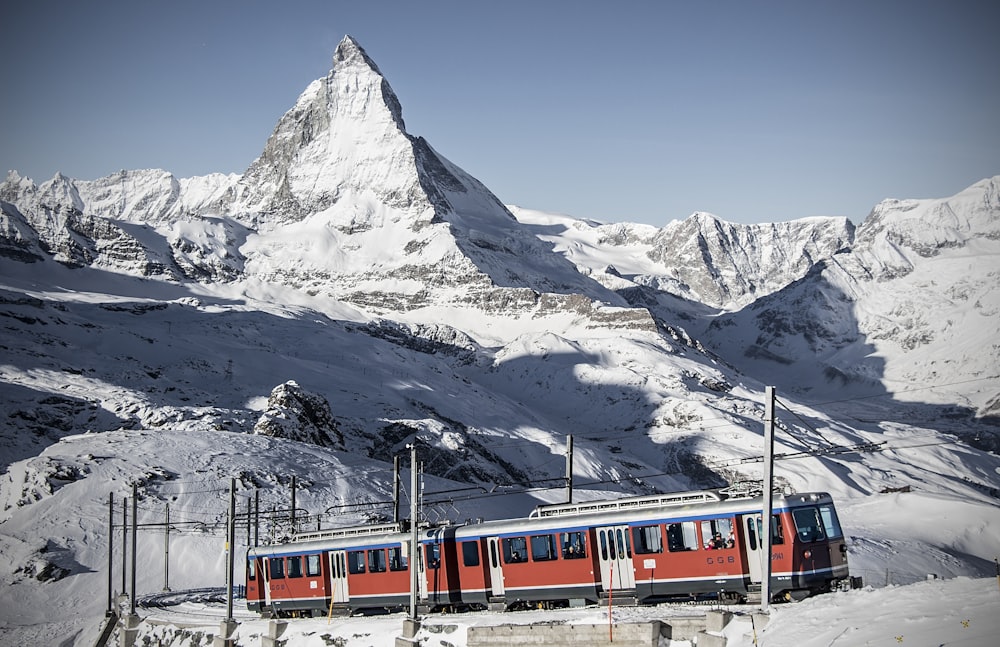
229, 35, 413, 226
333, 35, 386, 79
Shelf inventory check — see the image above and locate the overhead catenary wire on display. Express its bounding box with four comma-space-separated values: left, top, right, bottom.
109, 432, 972, 538
106, 375, 995, 531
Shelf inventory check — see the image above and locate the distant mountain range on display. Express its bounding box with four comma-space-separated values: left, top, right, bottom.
1, 35, 999, 644
5, 31, 1000, 511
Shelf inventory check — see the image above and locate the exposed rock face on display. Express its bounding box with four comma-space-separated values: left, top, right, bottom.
253, 381, 345, 448
645, 212, 855, 309
0, 201, 45, 262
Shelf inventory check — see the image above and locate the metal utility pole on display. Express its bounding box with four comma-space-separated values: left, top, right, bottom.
761, 386, 776, 612
290, 475, 297, 536
408, 443, 419, 620
121, 497, 127, 598
107, 492, 114, 616
393, 454, 401, 523
163, 503, 171, 592
130, 483, 138, 616
565, 434, 574, 504
254, 490, 260, 548
225, 478, 236, 623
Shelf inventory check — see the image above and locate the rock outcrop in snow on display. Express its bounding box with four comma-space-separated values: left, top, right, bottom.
253, 381, 345, 448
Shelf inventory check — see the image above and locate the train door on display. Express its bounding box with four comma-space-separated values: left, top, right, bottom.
486, 536, 505, 596
262, 557, 275, 608
328, 550, 349, 603
417, 540, 429, 601
741, 514, 763, 584
596, 526, 635, 591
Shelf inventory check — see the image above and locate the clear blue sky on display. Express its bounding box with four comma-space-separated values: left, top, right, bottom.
2, 1, 997, 226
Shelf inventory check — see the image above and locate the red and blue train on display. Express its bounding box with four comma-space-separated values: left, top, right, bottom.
245, 489, 852, 616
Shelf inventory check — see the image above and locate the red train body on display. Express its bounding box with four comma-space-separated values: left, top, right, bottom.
246, 490, 851, 616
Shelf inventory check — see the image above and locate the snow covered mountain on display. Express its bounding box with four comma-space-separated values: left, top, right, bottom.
702, 176, 1000, 418
0, 36, 629, 318
0, 34, 998, 647
509, 207, 854, 311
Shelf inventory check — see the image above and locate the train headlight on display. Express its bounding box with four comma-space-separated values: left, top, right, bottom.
803, 550, 812, 559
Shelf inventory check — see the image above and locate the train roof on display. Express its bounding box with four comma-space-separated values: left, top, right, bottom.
247, 521, 409, 557
247, 490, 837, 555
452, 490, 836, 538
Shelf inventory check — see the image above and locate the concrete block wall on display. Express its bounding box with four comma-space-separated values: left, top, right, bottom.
695, 630, 728, 647
261, 619, 287, 647
468, 621, 666, 647
663, 616, 707, 641
705, 610, 732, 632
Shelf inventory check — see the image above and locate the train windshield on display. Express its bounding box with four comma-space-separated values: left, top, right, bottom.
792, 504, 843, 542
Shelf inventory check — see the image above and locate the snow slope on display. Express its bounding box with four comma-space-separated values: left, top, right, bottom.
89, 576, 1000, 647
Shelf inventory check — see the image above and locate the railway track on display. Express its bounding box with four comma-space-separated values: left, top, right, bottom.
136, 588, 256, 626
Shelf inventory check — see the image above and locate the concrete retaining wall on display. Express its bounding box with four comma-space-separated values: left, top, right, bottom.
468, 621, 667, 647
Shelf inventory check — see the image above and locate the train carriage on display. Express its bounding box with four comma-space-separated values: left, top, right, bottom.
451, 489, 850, 607
246, 489, 852, 616
247, 523, 420, 616
453, 518, 602, 607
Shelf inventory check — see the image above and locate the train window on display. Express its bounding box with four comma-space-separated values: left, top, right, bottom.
490, 541, 499, 568
502, 537, 528, 564
819, 505, 843, 539
530, 534, 557, 561
461, 541, 480, 567
792, 507, 827, 543
750, 515, 785, 547
771, 515, 785, 545
616, 528, 631, 558
599, 531, 608, 560
247, 559, 256, 581
425, 544, 441, 569
368, 548, 387, 573
632, 525, 663, 554
389, 546, 408, 571
562, 531, 587, 559
306, 554, 321, 577
347, 550, 366, 574
287, 555, 303, 578
666, 522, 699, 552
268, 557, 285, 579
701, 518, 735, 550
